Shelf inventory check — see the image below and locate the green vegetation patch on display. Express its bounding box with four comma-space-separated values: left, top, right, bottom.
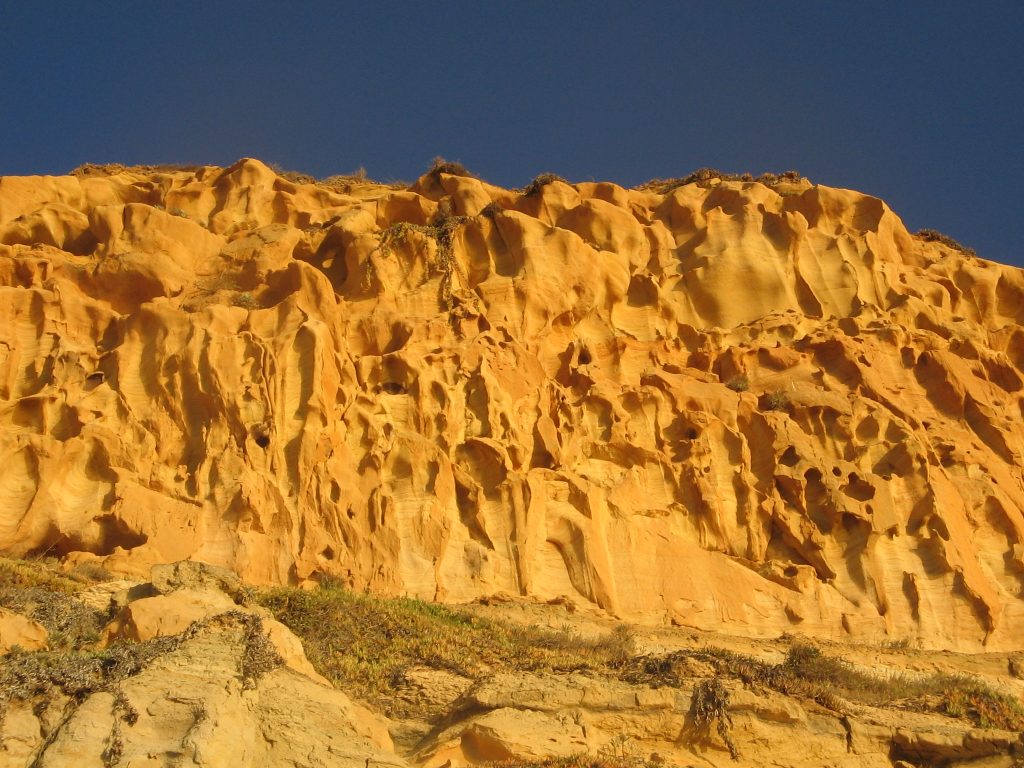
622, 644, 1024, 732
259, 585, 632, 716
262, 582, 1024, 730
0, 558, 108, 649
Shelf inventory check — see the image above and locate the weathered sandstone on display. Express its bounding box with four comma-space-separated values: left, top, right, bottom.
0, 609, 47, 654
0, 612, 399, 768
1, 160, 1022, 651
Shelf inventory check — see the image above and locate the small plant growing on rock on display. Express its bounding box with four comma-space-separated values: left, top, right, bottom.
762, 390, 790, 412
725, 375, 749, 393
943, 683, 1024, 730
914, 229, 976, 257
522, 172, 569, 196
638, 169, 804, 194
70, 561, 114, 583
597, 733, 639, 762
692, 676, 738, 760
479, 201, 505, 219
239, 615, 283, 689
0, 632, 190, 723
428, 156, 475, 179
0, 562, 106, 649
376, 214, 470, 306
233, 292, 258, 309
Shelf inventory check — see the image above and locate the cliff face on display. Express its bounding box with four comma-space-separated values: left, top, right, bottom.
0, 160, 1022, 650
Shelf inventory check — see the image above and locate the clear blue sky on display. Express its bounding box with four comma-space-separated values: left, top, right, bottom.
2, 2, 1022, 266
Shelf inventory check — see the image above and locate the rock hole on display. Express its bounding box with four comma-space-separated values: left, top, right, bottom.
578, 349, 592, 366
252, 426, 271, 448
626, 275, 658, 307
380, 381, 405, 395
841, 512, 862, 533
530, 447, 554, 469
383, 323, 412, 354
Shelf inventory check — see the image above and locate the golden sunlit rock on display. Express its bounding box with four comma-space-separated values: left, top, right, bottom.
1, 159, 1022, 652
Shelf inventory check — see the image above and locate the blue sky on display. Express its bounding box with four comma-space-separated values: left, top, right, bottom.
2, 2, 1022, 266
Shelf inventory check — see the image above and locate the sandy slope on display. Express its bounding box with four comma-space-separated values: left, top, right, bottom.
0, 160, 1022, 651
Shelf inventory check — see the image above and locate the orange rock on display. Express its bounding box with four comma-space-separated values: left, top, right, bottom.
0, 160, 1022, 650
0, 608, 48, 653
100, 562, 331, 686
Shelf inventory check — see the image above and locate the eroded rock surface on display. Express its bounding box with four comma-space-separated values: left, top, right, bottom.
1, 161, 1023, 650
0, 614, 399, 768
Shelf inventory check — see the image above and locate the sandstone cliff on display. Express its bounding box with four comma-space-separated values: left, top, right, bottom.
1, 160, 1022, 650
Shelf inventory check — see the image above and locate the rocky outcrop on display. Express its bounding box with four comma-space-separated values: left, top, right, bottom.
0, 613, 400, 768
1, 161, 1023, 650
0, 562, 396, 768
0, 609, 47, 654
414, 669, 1022, 768
97, 561, 329, 686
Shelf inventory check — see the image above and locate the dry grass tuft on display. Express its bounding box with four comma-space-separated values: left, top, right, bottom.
70, 163, 205, 177
70, 561, 115, 583
725, 375, 749, 393
0, 557, 84, 593
761, 390, 791, 412
521, 173, 570, 196
428, 156, 476, 179
267, 163, 317, 185
638, 169, 803, 194
479, 201, 506, 219
915, 229, 977, 257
